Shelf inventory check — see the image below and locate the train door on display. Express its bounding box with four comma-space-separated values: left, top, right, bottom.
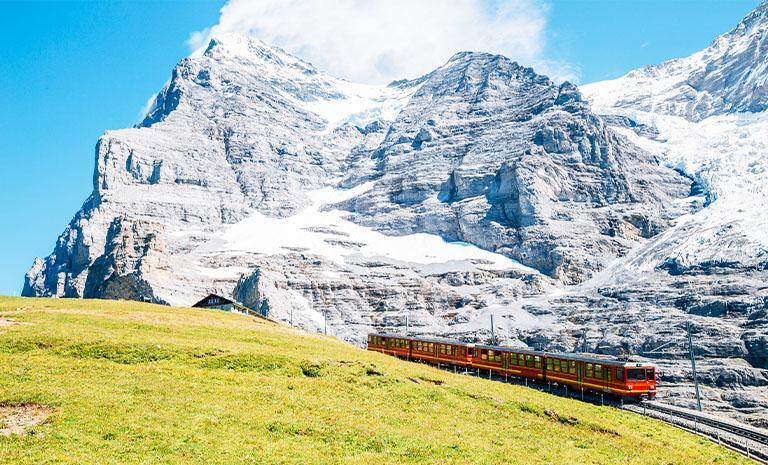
577, 362, 584, 391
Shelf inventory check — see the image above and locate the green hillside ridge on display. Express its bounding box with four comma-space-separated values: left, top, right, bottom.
0, 297, 750, 464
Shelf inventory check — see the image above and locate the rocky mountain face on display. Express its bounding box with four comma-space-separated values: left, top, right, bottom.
24, 4, 768, 426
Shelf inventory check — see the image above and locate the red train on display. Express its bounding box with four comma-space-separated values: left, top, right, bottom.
367, 333, 657, 400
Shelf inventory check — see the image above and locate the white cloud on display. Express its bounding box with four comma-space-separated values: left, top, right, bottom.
189, 0, 578, 84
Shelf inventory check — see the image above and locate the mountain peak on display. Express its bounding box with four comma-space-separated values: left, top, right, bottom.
201, 32, 320, 75
584, 1, 768, 121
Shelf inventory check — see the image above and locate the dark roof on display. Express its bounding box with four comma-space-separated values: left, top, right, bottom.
192, 294, 234, 308
368, 333, 653, 367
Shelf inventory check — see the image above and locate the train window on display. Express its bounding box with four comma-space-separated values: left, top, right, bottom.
554, 359, 561, 372
467, 348, 474, 357
546, 358, 553, 370
607, 367, 612, 382
595, 365, 603, 379
525, 355, 534, 368
586, 363, 594, 378
646, 368, 655, 381
616, 368, 624, 381
480, 350, 488, 361
534, 356, 542, 369
494, 352, 501, 363
509, 353, 516, 365
569, 361, 577, 375
627, 369, 645, 381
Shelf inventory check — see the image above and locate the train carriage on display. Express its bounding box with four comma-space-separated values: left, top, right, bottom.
407, 336, 469, 366
547, 354, 657, 399
367, 333, 657, 400
505, 348, 545, 380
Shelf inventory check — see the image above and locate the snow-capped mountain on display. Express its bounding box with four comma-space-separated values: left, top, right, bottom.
587, 1, 768, 122
23, 4, 768, 424
24, 32, 689, 321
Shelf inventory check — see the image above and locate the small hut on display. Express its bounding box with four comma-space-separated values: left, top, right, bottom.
192, 294, 269, 319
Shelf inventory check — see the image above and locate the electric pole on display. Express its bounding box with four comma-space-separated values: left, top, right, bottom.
490, 314, 495, 343
687, 321, 703, 411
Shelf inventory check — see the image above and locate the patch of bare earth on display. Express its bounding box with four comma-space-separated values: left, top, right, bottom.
0, 405, 53, 436
0, 318, 17, 327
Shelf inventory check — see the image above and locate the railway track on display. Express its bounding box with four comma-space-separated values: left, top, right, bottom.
624, 401, 768, 464
425, 361, 768, 463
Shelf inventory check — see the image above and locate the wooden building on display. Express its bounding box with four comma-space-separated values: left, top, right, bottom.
192, 294, 269, 320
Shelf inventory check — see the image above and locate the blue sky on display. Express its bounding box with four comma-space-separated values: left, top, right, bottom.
0, 0, 760, 295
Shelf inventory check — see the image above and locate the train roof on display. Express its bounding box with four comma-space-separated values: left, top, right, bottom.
370, 333, 473, 346
545, 353, 653, 367
368, 333, 655, 367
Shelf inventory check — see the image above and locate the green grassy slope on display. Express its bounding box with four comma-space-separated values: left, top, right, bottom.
0, 297, 750, 464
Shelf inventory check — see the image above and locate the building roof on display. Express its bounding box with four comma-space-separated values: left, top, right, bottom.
192, 294, 234, 308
